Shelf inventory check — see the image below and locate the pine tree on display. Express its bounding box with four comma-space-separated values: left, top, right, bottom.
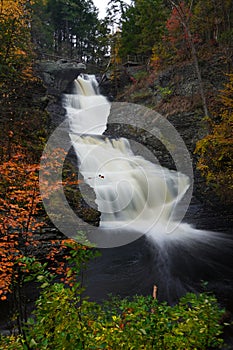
46, 0, 102, 61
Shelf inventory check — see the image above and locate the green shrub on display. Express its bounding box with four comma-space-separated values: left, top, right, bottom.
0, 242, 227, 350
24, 289, 225, 350
0, 335, 25, 350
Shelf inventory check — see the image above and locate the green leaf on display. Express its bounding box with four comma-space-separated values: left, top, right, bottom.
37, 275, 44, 281
41, 282, 49, 289
29, 338, 37, 347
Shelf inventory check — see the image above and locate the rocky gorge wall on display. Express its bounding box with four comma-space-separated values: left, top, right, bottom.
116, 56, 230, 210
36, 57, 232, 233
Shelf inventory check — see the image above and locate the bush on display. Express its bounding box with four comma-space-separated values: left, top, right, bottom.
23, 290, 225, 350
0, 243, 227, 350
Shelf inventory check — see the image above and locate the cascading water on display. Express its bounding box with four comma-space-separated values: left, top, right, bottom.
65, 75, 190, 237
63, 75, 110, 135
63, 74, 233, 302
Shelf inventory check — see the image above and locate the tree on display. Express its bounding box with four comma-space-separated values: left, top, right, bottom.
94, 18, 111, 66
46, 0, 102, 61
118, 4, 141, 58
0, 148, 42, 300
195, 74, 233, 203
119, 0, 168, 59
134, 0, 168, 56
30, 0, 55, 57
165, 0, 209, 117
0, 144, 84, 338
192, 0, 233, 43
106, 0, 130, 31
0, 0, 48, 159
164, 1, 194, 58
192, 0, 233, 70
0, 0, 33, 81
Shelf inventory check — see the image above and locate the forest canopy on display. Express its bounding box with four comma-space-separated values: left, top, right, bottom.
1, 0, 231, 67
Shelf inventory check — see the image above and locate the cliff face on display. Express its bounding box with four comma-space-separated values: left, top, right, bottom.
35, 60, 86, 130
110, 56, 230, 211
36, 60, 86, 94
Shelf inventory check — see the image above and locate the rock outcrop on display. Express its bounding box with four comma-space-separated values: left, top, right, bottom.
36, 59, 86, 95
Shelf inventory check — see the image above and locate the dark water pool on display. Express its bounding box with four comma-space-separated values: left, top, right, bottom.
85, 201, 233, 303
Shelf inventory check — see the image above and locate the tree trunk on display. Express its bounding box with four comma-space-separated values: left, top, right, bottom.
185, 25, 209, 117
168, 0, 209, 117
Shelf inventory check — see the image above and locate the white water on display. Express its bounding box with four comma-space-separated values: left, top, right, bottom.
63, 75, 111, 135
64, 74, 193, 241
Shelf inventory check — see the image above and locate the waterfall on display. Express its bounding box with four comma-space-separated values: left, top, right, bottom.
63, 75, 110, 135
65, 75, 191, 239
62, 74, 233, 302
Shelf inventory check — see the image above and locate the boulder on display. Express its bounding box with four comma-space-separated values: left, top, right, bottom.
36, 59, 86, 95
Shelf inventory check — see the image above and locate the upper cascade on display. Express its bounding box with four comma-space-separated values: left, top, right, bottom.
63, 74, 111, 135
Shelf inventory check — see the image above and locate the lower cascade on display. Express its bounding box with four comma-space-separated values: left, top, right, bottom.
63, 74, 233, 301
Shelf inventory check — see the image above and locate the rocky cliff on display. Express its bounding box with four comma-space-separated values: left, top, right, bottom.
114, 56, 229, 203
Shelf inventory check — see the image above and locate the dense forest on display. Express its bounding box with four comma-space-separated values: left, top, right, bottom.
0, 0, 233, 349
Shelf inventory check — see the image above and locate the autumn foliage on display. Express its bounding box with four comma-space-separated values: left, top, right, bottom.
195, 74, 233, 202
0, 0, 34, 82
0, 0, 81, 300
163, 2, 200, 61
0, 147, 42, 299
0, 139, 85, 300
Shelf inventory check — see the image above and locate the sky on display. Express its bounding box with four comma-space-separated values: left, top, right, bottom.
93, 0, 132, 19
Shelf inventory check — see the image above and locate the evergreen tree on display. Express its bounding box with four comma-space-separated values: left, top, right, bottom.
119, 0, 168, 59
46, 0, 106, 62
134, 0, 168, 56
119, 4, 141, 57
106, 0, 131, 30
94, 18, 111, 66
30, 0, 54, 57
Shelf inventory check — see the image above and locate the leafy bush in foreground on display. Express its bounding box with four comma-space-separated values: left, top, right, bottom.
0, 242, 227, 350
24, 289, 225, 350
